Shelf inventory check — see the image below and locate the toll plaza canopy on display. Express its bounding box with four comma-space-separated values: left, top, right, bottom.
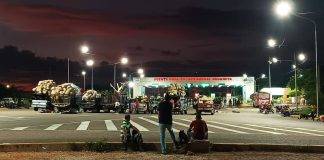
132, 77, 255, 103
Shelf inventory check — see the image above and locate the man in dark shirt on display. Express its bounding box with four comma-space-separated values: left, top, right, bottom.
158, 93, 178, 154
187, 114, 208, 140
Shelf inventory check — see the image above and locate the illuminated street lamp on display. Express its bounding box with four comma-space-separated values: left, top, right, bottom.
6, 84, 10, 89
137, 68, 144, 74
80, 45, 90, 54
274, 0, 319, 116
114, 57, 129, 88
268, 39, 277, 48
140, 74, 145, 78
81, 71, 86, 91
255, 74, 267, 92
86, 59, 94, 90
274, 1, 293, 18
122, 73, 127, 78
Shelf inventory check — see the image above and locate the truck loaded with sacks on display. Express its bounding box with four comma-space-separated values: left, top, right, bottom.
81, 90, 122, 113
31, 80, 81, 113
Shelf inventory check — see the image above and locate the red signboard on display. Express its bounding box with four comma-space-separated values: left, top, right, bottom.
153, 77, 232, 82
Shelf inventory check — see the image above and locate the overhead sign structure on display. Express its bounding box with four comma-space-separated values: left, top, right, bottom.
132, 77, 255, 103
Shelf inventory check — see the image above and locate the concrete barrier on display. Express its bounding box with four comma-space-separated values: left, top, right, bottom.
2, 143, 324, 153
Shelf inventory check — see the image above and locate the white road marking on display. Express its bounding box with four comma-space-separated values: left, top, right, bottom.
44, 124, 63, 130
209, 121, 284, 135
104, 120, 118, 131
76, 121, 90, 130
288, 127, 324, 133
130, 120, 149, 131
244, 124, 324, 136
138, 117, 179, 132
11, 127, 28, 130
180, 119, 246, 134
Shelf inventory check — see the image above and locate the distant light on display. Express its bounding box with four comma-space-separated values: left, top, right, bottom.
81, 71, 86, 76
121, 57, 128, 64
128, 82, 135, 88
137, 68, 144, 74
298, 53, 306, 61
261, 74, 266, 78
292, 64, 296, 69
86, 59, 94, 66
243, 74, 248, 79
80, 45, 89, 54
122, 73, 127, 78
272, 57, 278, 63
140, 74, 145, 78
6, 84, 10, 89
275, 1, 293, 18
299, 74, 303, 78
268, 39, 277, 48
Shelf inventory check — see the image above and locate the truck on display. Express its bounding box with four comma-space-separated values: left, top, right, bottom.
197, 96, 216, 115
81, 93, 128, 113
251, 92, 271, 108
31, 94, 52, 111
51, 95, 82, 113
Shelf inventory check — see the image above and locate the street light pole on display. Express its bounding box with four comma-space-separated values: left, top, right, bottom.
114, 63, 117, 88
68, 58, 70, 83
294, 53, 298, 110
91, 66, 93, 90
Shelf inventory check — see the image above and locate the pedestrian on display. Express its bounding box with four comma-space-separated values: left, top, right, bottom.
187, 113, 208, 140
158, 93, 179, 154
120, 114, 142, 151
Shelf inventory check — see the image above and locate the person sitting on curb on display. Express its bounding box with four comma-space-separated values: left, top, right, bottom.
187, 114, 208, 140
120, 114, 142, 151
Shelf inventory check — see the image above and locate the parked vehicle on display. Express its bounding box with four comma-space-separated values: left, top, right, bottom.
31, 94, 52, 111
51, 95, 81, 113
197, 96, 215, 115
251, 92, 270, 108
1, 98, 17, 109
149, 96, 159, 114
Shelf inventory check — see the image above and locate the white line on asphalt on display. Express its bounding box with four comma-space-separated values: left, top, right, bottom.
290, 128, 324, 133
76, 121, 90, 130
244, 124, 324, 136
44, 124, 63, 130
130, 120, 149, 131
150, 116, 214, 133
11, 127, 28, 130
209, 121, 284, 135
105, 120, 118, 131
180, 119, 247, 134
138, 117, 179, 132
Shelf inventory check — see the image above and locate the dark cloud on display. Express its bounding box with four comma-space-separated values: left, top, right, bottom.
150, 48, 181, 56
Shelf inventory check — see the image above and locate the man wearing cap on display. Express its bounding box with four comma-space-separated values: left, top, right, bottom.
187, 114, 208, 140
158, 93, 179, 154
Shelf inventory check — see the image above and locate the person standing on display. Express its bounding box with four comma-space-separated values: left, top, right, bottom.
158, 93, 178, 154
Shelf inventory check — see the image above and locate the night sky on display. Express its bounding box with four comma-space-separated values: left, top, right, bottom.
0, 0, 323, 90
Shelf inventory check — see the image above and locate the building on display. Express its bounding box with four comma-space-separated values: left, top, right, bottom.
131, 77, 255, 103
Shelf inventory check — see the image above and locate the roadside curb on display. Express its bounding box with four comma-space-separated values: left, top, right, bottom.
1, 142, 324, 153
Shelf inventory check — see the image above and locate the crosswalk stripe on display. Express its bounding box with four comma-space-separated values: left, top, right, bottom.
105, 120, 118, 131
150, 116, 214, 133
209, 121, 284, 135
180, 119, 246, 134
138, 117, 180, 132
244, 124, 324, 136
11, 127, 28, 130
44, 124, 63, 130
76, 121, 90, 130
130, 120, 149, 131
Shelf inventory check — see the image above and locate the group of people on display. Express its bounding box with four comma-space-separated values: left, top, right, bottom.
120, 93, 209, 154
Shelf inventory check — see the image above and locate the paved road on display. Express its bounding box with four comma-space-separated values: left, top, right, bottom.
1, 108, 324, 145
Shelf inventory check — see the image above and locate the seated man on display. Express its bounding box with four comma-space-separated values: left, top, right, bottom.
187, 114, 208, 140
120, 114, 142, 151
